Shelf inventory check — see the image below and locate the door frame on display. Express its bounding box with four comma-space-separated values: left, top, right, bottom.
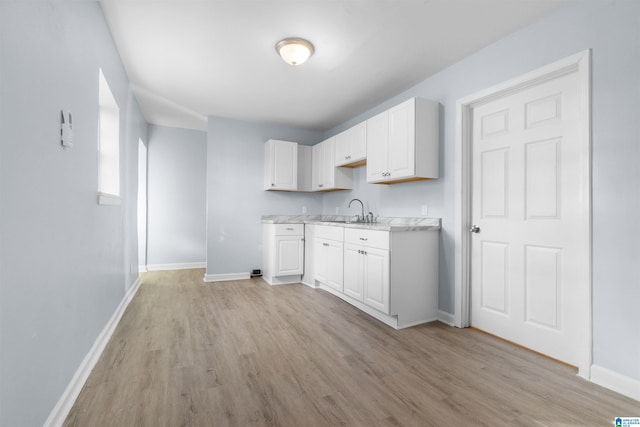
453, 50, 592, 377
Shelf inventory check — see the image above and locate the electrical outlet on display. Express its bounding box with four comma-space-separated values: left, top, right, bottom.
302, 206, 307, 214
421, 205, 428, 216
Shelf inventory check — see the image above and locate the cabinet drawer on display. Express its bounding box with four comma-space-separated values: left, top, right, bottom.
274, 224, 304, 236
344, 228, 389, 250
315, 224, 344, 241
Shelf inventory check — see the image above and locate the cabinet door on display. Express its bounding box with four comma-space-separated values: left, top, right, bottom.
314, 238, 328, 283
366, 111, 389, 182
311, 143, 324, 191
325, 239, 344, 292
275, 236, 303, 276
335, 129, 350, 167
322, 137, 336, 189
387, 100, 415, 180
343, 243, 363, 301
268, 140, 298, 190
349, 122, 367, 163
363, 247, 390, 314
335, 123, 366, 167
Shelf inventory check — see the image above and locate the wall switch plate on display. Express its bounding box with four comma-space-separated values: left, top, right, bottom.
60, 110, 73, 148
421, 204, 428, 216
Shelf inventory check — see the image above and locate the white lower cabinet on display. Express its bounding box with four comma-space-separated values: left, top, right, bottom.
263, 223, 304, 285
317, 225, 438, 329
343, 244, 363, 301
362, 246, 390, 314
344, 228, 390, 314
344, 243, 390, 314
275, 236, 304, 276
314, 225, 344, 292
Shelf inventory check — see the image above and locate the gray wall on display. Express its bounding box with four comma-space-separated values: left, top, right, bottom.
206, 117, 323, 276
0, 2, 146, 426
321, 0, 640, 381
147, 125, 207, 267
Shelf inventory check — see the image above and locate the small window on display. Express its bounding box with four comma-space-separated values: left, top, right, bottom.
97, 68, 120, 205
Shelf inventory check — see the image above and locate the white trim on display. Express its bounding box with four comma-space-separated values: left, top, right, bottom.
318, 283, 399, 329
590, 365, 640, 402
454, 50, 592, 375
263, 275, 302, 286
97, 192, 121, 206
203, 272, 250, 282
146, 262, 205, 271
138, 265, 148, 273
43, 276, 142, 427
300, 279, 317, 288
437, 310, 457, 327
317, 283, 437, 330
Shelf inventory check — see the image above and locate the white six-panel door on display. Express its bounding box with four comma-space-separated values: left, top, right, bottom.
470, 70, 588, 367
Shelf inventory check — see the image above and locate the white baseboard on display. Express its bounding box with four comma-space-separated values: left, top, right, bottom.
263, 275, 302, 286
438, 310, 456, 327
138, 265, 148, 273
300, 279, 317, 288
590, 364, 640, 402
43, 276, 142, 427
146, 262, 205, 271
203, 272, 250, 282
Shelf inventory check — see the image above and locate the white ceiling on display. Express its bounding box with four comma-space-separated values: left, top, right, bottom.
100, 0, 568, 132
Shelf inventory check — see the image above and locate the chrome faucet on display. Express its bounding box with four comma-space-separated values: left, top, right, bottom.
348, 198, 365, 222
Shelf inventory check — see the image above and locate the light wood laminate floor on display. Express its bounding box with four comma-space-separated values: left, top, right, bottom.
64, 269, 638, 427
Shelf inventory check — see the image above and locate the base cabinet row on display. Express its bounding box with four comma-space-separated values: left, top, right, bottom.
314, 225, 438, 328
263, 222, 438, 328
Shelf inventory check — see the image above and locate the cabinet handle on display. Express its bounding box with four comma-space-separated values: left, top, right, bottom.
364, 251, 367, 255
286, 227, 294, 231
271, 183, 275, 186
319, 184, 324, 188
359, 237, 368, 241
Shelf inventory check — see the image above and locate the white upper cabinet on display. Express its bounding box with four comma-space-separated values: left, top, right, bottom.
264, 140, 312, 191
366, 97, 439, 184
335, 122, 367, 167
264, 139, 298, 191
312, 137, 352, 192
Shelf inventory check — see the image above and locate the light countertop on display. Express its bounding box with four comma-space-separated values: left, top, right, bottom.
261, 215, 441, 232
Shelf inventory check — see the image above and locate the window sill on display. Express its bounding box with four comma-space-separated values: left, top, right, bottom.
97, 192, 121, 206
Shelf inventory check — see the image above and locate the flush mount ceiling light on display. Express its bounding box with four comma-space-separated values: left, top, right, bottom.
275, 38, 314, 66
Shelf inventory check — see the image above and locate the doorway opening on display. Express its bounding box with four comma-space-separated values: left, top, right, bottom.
137, 138, 148, 272
454, 50, 592, 377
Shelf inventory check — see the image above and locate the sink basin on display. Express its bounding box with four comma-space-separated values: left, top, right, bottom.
323, 219, 351, 223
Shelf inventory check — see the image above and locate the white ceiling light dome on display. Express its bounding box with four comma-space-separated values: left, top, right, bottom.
275, 38, 314, 66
